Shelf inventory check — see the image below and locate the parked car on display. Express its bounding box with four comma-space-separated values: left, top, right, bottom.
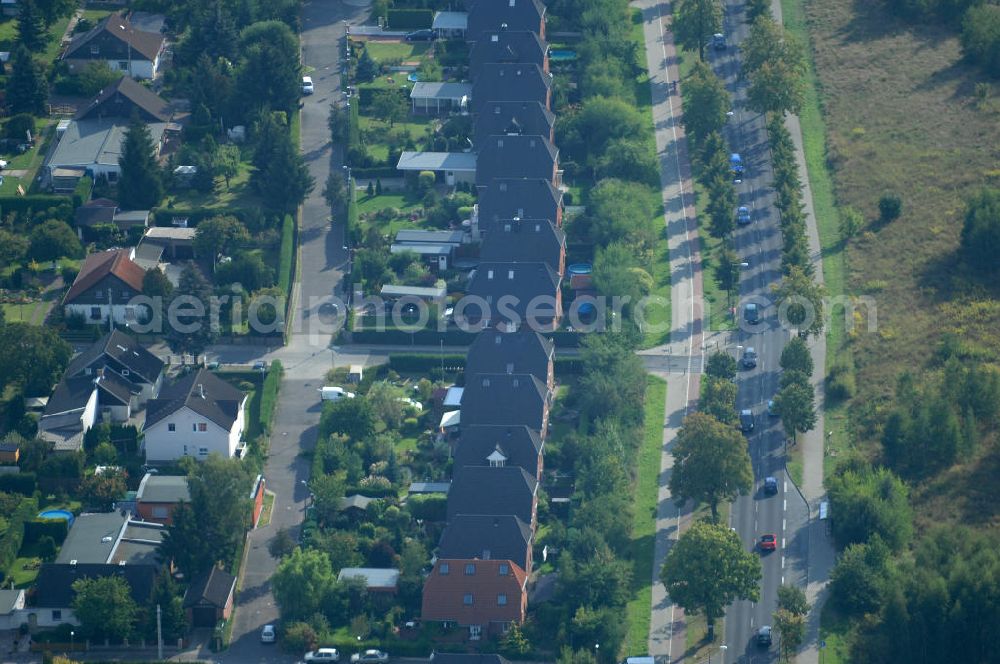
743, 302, 759, 324
260, 624, 276, 644
759, 533, 777, 552
764, 476, 779, 495
319, 386, 356, 401
302, 76, 315, 95
712, 33, 726, 49
757, 625, 773, 647
253, 360, 269, 372
740, 408, 755, 433
304, 648, 340, 662
405, 29, 434, 41
767, 399, 777, 416
736, 205, 752, 225
351, 650, 389, 663
741, 347, 758, 369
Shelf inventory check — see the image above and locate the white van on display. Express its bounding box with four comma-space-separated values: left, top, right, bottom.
624, 658, 656, 664
319, 386, 355, 401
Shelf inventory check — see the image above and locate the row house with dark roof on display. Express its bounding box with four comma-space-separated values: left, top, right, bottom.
423, 0, 557, 642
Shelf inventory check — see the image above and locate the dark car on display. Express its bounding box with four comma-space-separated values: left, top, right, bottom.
743, 302, 759, 324
712, 33, 726, 50
757, 625, 773, 647
764, 476, 779, 495
405, 29, 435, 41
730, 153, 744, 180
741, 347, 758, 369
739, 408, 755, 433
737, 205, 752, 225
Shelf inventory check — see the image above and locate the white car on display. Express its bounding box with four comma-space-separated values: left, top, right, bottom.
396, 397, 423, 411
302, 76, 315, 95
0, 159, 8, 170
260, 624, 276, 643
319, 386, 356, 401
304, 648, 340, 662
351, 650, 389, 663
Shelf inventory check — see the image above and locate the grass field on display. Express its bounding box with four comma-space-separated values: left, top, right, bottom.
355, 191, 430, 236
362, 40, 430, 64
163, 158, 261, 210
624, 375, 667, 656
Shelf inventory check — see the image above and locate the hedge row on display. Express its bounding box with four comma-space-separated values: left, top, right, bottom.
150, 207, 253, 227
351, 166, 399, 179
23, 518, 69, 546
0, 195, 72, 218
0, 472, 37, 496
259, 360, 284, 435
0, 498, 38, 581
386, 8, 433, 29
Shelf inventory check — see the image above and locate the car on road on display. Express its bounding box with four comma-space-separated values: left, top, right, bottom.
767, 399, 777, 416
304, 648, 340, 662
736, 205, 752, 225
739, 408, 755, 433
743, 302, 759, 324
712, 33, 726, 50
730, 153, 744, 180
405, 29, 435, 41
757, 625, 773, 647
260, 624, 276, 644
759, 533, 777, 552
741, 347, 758, 369
302, 76, 314, 95
351, 650, 389, 663
764, 476, 779, 495
319, 386, 356, 401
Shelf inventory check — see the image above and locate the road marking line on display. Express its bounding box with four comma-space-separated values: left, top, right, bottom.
782, 556, 785, 569
782, 538, 786, 549
782, 575, 785, 585
783, 499, 787, 511
782, 518, 786, 531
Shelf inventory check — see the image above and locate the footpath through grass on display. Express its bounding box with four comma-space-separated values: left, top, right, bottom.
632, 9, 672, 348
624, 375, 667, 656
779, 0, 852, 483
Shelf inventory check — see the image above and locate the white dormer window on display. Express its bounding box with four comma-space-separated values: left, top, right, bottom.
487, 270, 495, 279
491, 34, 499, 42
487, 449, 507, 467
508, 270, 515, 279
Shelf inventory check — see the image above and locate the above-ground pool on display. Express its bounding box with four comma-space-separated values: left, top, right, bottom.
38, 509, 75, 526
407, 73, 421, 82
549, 49, 577, 61
567, 263, 593, 275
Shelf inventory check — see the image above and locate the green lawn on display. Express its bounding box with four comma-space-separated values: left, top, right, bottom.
162, 159, 262, 210
257, 492, 275, 527
624, 375, 666, 656
363, 40, 430, 64
0, 119, 54, 196
357, 115, 435, 162
2, 301, 46, 324
818, 605, 852, 664
355, 191, 434, 237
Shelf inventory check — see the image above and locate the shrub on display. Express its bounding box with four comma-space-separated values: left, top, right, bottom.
838, 206, 864, 240
281, 621, 318, 653
417, 170, 436, 192
961, 5, 1000, 77
826, 363, 856, 401
878, 194, 902, 223
4, 114, 35, 140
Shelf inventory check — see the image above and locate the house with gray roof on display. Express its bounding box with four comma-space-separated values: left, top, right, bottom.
461, 262, 562, 331
474, 178, 563, 231
475, 134, 559, 186
142, 369, 247, 463
474, 100, 555, 147
32, 563, 157, 629
466, 0, 546, 42
459, 372, 551, 432
471, 63, 551, 112
479, 217, 565, 276
135, 473, 190, 524
469, 30, 548, 77
454, 425, 544, 481
466, 327, 555, 389
410, 82, 472, 114
437, 514, 534, 574
446, 465, 538, 526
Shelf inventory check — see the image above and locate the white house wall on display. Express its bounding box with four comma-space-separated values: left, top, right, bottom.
144, 405, 242, 462
64, 303, 140, 326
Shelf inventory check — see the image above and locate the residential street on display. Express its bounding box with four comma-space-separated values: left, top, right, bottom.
220, 0, 369, 660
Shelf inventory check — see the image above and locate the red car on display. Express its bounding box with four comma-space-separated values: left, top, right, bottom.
759, 534, 777, 552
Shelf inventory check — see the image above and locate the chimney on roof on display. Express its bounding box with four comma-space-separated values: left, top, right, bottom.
198, 384, 205, 398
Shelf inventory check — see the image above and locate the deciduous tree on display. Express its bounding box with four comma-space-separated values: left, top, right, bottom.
0, 323, 72, 396
72, 575, 138, 641
780, 337, 814, 377
273, 547, 337, 620
78, 469, 127, 510
669, 412, 753, 518
28, 220, 82, 262
673, 0, 723, 61
165, 264, 218, 356
370, 90, 408, 128
660, 520, 761, 634
774, 265, 825, 338
775, 379, 816, 442
705, 350, 738, 380
682, 60, 730, 145
960, 187, 1000, 275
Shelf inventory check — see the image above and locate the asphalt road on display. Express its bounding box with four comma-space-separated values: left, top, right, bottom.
711, 2, 810, 663
221, 0, 367, 661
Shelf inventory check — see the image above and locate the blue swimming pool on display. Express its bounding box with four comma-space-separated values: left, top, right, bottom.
549, 49, 578, 61
38, 509, 75, 526
567, 263, 593, 275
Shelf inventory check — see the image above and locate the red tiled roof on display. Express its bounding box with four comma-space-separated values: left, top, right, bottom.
63, 249, 145, 304
421, 559, 527, 626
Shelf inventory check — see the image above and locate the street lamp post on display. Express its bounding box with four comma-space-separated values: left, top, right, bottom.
70, 630, 74, 652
